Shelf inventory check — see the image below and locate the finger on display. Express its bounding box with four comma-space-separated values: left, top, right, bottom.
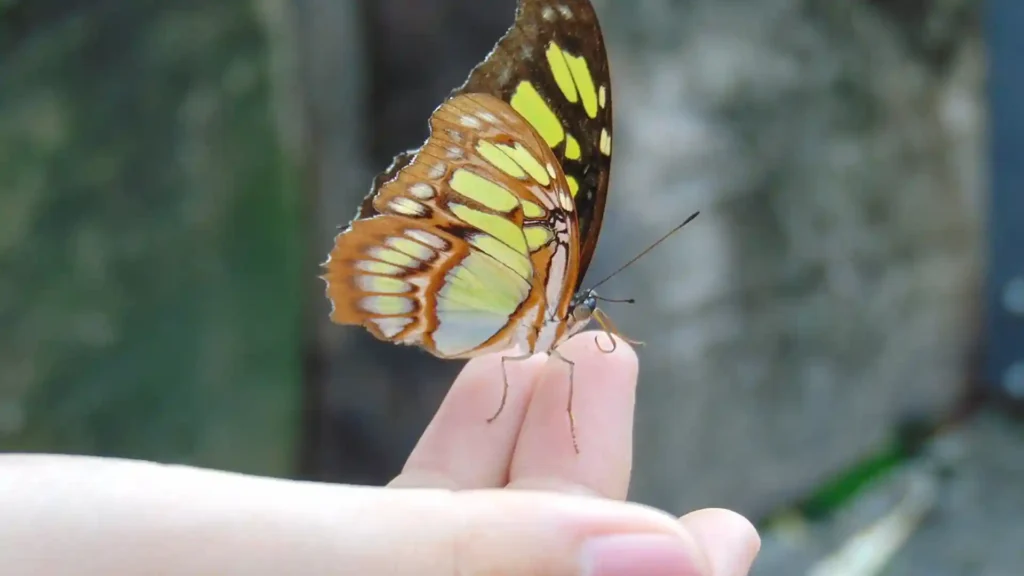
1, 455, 715, 576
392, 349, 548, 490
508, 332, 638, 500
679, 509, 761, 576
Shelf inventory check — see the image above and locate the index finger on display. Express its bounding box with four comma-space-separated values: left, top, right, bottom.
391, 348, 548, 490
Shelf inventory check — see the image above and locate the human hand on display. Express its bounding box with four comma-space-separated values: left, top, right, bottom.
0, 332, 759, 575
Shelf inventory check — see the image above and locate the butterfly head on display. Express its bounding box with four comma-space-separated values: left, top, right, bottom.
567, 289, 599, 334
550, 288, 598, 348
562, 289, 643, 351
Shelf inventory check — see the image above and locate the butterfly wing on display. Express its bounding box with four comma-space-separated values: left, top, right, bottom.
359, 0, 612, 290
324, 93, 581, 359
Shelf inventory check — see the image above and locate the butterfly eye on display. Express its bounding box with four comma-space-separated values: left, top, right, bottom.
571, 298, 596, 323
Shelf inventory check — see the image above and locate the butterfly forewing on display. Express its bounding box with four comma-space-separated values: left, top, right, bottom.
360, 0, 612, 289
324, 93, 581, 359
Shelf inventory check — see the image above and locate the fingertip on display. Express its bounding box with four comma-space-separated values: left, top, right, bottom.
458, 346, 549, 392
555, 330, 639, 394
679, 508, 761, 576
560, 331, 639, 380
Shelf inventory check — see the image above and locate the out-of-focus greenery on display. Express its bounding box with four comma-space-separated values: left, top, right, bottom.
760, 416, 940, 526
0, 3, 302, 476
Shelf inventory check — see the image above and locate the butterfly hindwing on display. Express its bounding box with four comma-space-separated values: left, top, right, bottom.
324, 93, 580, 359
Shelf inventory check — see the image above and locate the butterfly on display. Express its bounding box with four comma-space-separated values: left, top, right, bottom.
323, 0, 629, 453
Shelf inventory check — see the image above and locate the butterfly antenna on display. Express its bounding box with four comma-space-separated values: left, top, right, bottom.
595, 296, 635, 304
587, 211, 700, 292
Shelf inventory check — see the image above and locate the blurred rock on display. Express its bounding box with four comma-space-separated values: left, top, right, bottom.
755, 412, 1024, 575
589, 0, 984, 516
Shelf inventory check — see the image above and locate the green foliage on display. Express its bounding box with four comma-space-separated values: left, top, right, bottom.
0, 2, 301, 476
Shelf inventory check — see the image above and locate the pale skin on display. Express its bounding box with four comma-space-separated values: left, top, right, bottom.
0, 332, 760, 575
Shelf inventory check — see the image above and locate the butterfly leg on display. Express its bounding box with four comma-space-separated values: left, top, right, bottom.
489, 352, 533, 424
549, 349, 580, 454
593, 308, 645, 353
594, 332, 618, 353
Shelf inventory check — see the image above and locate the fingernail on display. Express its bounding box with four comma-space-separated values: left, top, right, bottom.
581, 534, 707, 576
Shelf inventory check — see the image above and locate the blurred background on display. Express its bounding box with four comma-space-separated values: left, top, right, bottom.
1, 0, 1020, 574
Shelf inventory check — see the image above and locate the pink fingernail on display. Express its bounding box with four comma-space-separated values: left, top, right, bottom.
581, 534, 706, 576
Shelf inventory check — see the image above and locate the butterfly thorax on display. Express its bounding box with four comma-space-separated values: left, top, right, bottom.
521, 284, 595, 354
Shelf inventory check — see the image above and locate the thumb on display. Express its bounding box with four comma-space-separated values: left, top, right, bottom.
3, 455, 714, 576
